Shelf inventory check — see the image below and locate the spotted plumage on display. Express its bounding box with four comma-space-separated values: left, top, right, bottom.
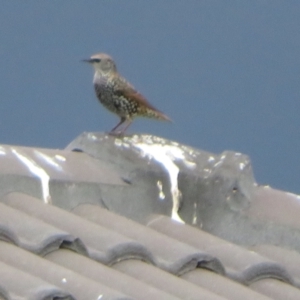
83, 53, 171, 134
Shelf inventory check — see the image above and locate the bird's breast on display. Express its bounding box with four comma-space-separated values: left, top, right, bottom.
94, 80, 122, 115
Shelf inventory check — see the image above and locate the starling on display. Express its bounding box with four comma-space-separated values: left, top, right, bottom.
83, 53, 171, 134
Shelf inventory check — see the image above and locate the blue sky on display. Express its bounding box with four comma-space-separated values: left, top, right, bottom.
0, 1, 300, 194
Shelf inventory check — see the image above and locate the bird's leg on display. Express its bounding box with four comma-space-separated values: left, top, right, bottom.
119, 119, 132, 134
109, 117, 133, 136
109, 117, 126, 134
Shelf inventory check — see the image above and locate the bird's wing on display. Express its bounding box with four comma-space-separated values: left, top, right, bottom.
115, 77, 171, 121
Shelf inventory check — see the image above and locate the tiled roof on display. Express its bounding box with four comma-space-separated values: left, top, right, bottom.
0, 133, 300, 299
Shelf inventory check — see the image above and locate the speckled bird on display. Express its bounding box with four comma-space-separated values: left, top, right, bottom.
83, 53, 171, 134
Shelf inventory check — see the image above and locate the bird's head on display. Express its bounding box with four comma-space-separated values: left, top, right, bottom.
83, 53, 117, 74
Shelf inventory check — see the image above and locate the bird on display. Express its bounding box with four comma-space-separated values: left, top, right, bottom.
83, 52, 171, 134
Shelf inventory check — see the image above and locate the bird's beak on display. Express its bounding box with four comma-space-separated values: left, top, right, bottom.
82, 59, 93, 63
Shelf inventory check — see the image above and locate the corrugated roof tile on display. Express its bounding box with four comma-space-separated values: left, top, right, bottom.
182, 268, 271, 300
72, 203, 225, 275
0, 201, 86, 256
1, 134, 300, 299
0, 259, 74, 300
146, 214, 293, 284
0, 242, 133, 300
251, 245, 300, 288
113, 259, 227, 300
2, 193, 153, 265
46, 249, 181, 300
250, 278, 300, 300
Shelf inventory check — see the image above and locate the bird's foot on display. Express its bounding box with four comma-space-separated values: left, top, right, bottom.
107, 130, 125, 137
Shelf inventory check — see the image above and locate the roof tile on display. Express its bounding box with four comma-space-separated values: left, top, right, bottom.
0, 145, 123, 185
46, 249, 181, 300
0, 201, 85, 256
2, 192, 153, 265
113, 259, 227, 300
1, 134, 300, 299
250, 278, 300, 300
0, 259, 74, 300
146, 214, 293, 284
182, 268, 271, 300
72, 203, 224, 275
0, 242, 133, 300
251, 245, 300, 287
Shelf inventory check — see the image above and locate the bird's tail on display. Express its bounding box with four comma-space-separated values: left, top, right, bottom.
157, 111, 172, 122
146, 108, 172, 122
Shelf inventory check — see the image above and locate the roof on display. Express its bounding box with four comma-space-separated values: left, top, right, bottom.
0, 132, 300, 300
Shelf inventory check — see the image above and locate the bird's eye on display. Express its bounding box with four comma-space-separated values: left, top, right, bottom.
92, 58, 101, 63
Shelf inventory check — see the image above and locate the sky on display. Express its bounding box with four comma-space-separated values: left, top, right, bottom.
0, 1, 300, 194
